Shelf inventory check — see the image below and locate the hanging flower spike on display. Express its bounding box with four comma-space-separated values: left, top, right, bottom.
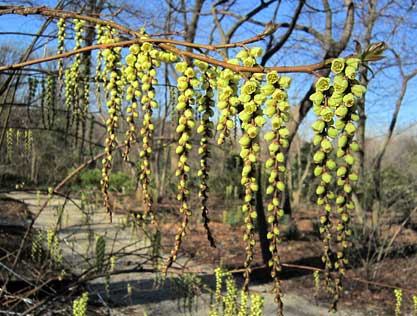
195, 60, 216, 247
310, 72, 336, 297
57, 18, 66, 89
95, 24, 106, 111
100, 27, 123, 221
6, 128, 14, 162
137, 39, 161, 224
123, 43, 141, 160
163, 61, 197, 273
331, 57, 364, 310
216, 59, 241, 145
263, 70, 292, 315
234, 47, 267, 293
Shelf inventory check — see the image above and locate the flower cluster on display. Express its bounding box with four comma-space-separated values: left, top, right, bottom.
45, 74, 56, 128
164, 61, 197, 272
209, 267, 224, 316
249, 294, 264, 316
65, 19, 85, 115
122, 43, 142, 158
24, 129, 33, 159
95, 234, 106, 272
394, 289, 403, 316
137, 41, 161, 223
310, 57, 365, 308
331, 58, 363, 303
57, 18, 66, 86
195, 61, 216, 246
6, 128, 13, 162
238, 289, 248, 316
262, 70, 292, 311
237, 74, 263, 292
310, 73, 339, 296
27, 77, 38, 106
73, 292, 88, 316
46, 228, 62, 265
224, 273, 238, 316
313, 270, 321, 297
100, 27, 123, 220
94, 24, 106, 111
216, 60, 241, 145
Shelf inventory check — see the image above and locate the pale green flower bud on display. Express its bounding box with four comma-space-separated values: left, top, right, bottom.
344, 154, 355, 165
335, 119, 346, 130
254, 93, 266, 105
320, 107, 334, 122
326, 159, 336, 170
328, 93, 344, 108
236, 50, 248, 60
239, 110, 252, 122
243, 57, 256, 67
314, 166, 323, 177
266, 71, 279, 84
348, 173, 358, 181
345, 65, 357, 80
321, 138, 333, 153
239, 135, 251, 146
272, 89, 287, 102
261, 83, 275, 96
242, 81, 258, 94
250, 46, 263, 57
264, 131, 275, 142
263, 106, 276, 117
309, 91, 324, 106
175, 61, 188, 73
321, 172, 332, 184
333, 75, 349, 93
351, 84, 367, 98
346, 58, 361, 69
248, 126, 259, 138
278, 76, 292, 88
278, 101, 290, 112
345, 122, 356, 135
343, 93, 355, 107
315, 77, 331, 92
271, 116, 282, 130
331, 58, 345, 74
336, 166, 347, 177
255, 115, 266, 127
327, 127, 339, 139
313, 134, 322, 146
316, 185, 325, 195
312, 120, 326, 133
313, 151, 325, 163
335, 105, 348, 118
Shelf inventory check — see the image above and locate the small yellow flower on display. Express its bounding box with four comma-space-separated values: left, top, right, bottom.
315, 77, 331, 92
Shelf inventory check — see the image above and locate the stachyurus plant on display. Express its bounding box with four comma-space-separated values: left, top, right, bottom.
0, 6, 387, 315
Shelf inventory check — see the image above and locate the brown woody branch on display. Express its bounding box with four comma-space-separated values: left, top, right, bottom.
0, 5, 333, 74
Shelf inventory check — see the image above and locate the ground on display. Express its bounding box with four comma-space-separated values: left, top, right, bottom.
1, 192, 416, 315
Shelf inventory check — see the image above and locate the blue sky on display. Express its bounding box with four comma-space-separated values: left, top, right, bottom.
0, 0, 416, 139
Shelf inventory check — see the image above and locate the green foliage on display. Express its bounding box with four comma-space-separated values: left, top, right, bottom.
222, 206, 244, 227
76, 168, 135, 193
171, 273, 203, 313
95, 235, 106, 272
